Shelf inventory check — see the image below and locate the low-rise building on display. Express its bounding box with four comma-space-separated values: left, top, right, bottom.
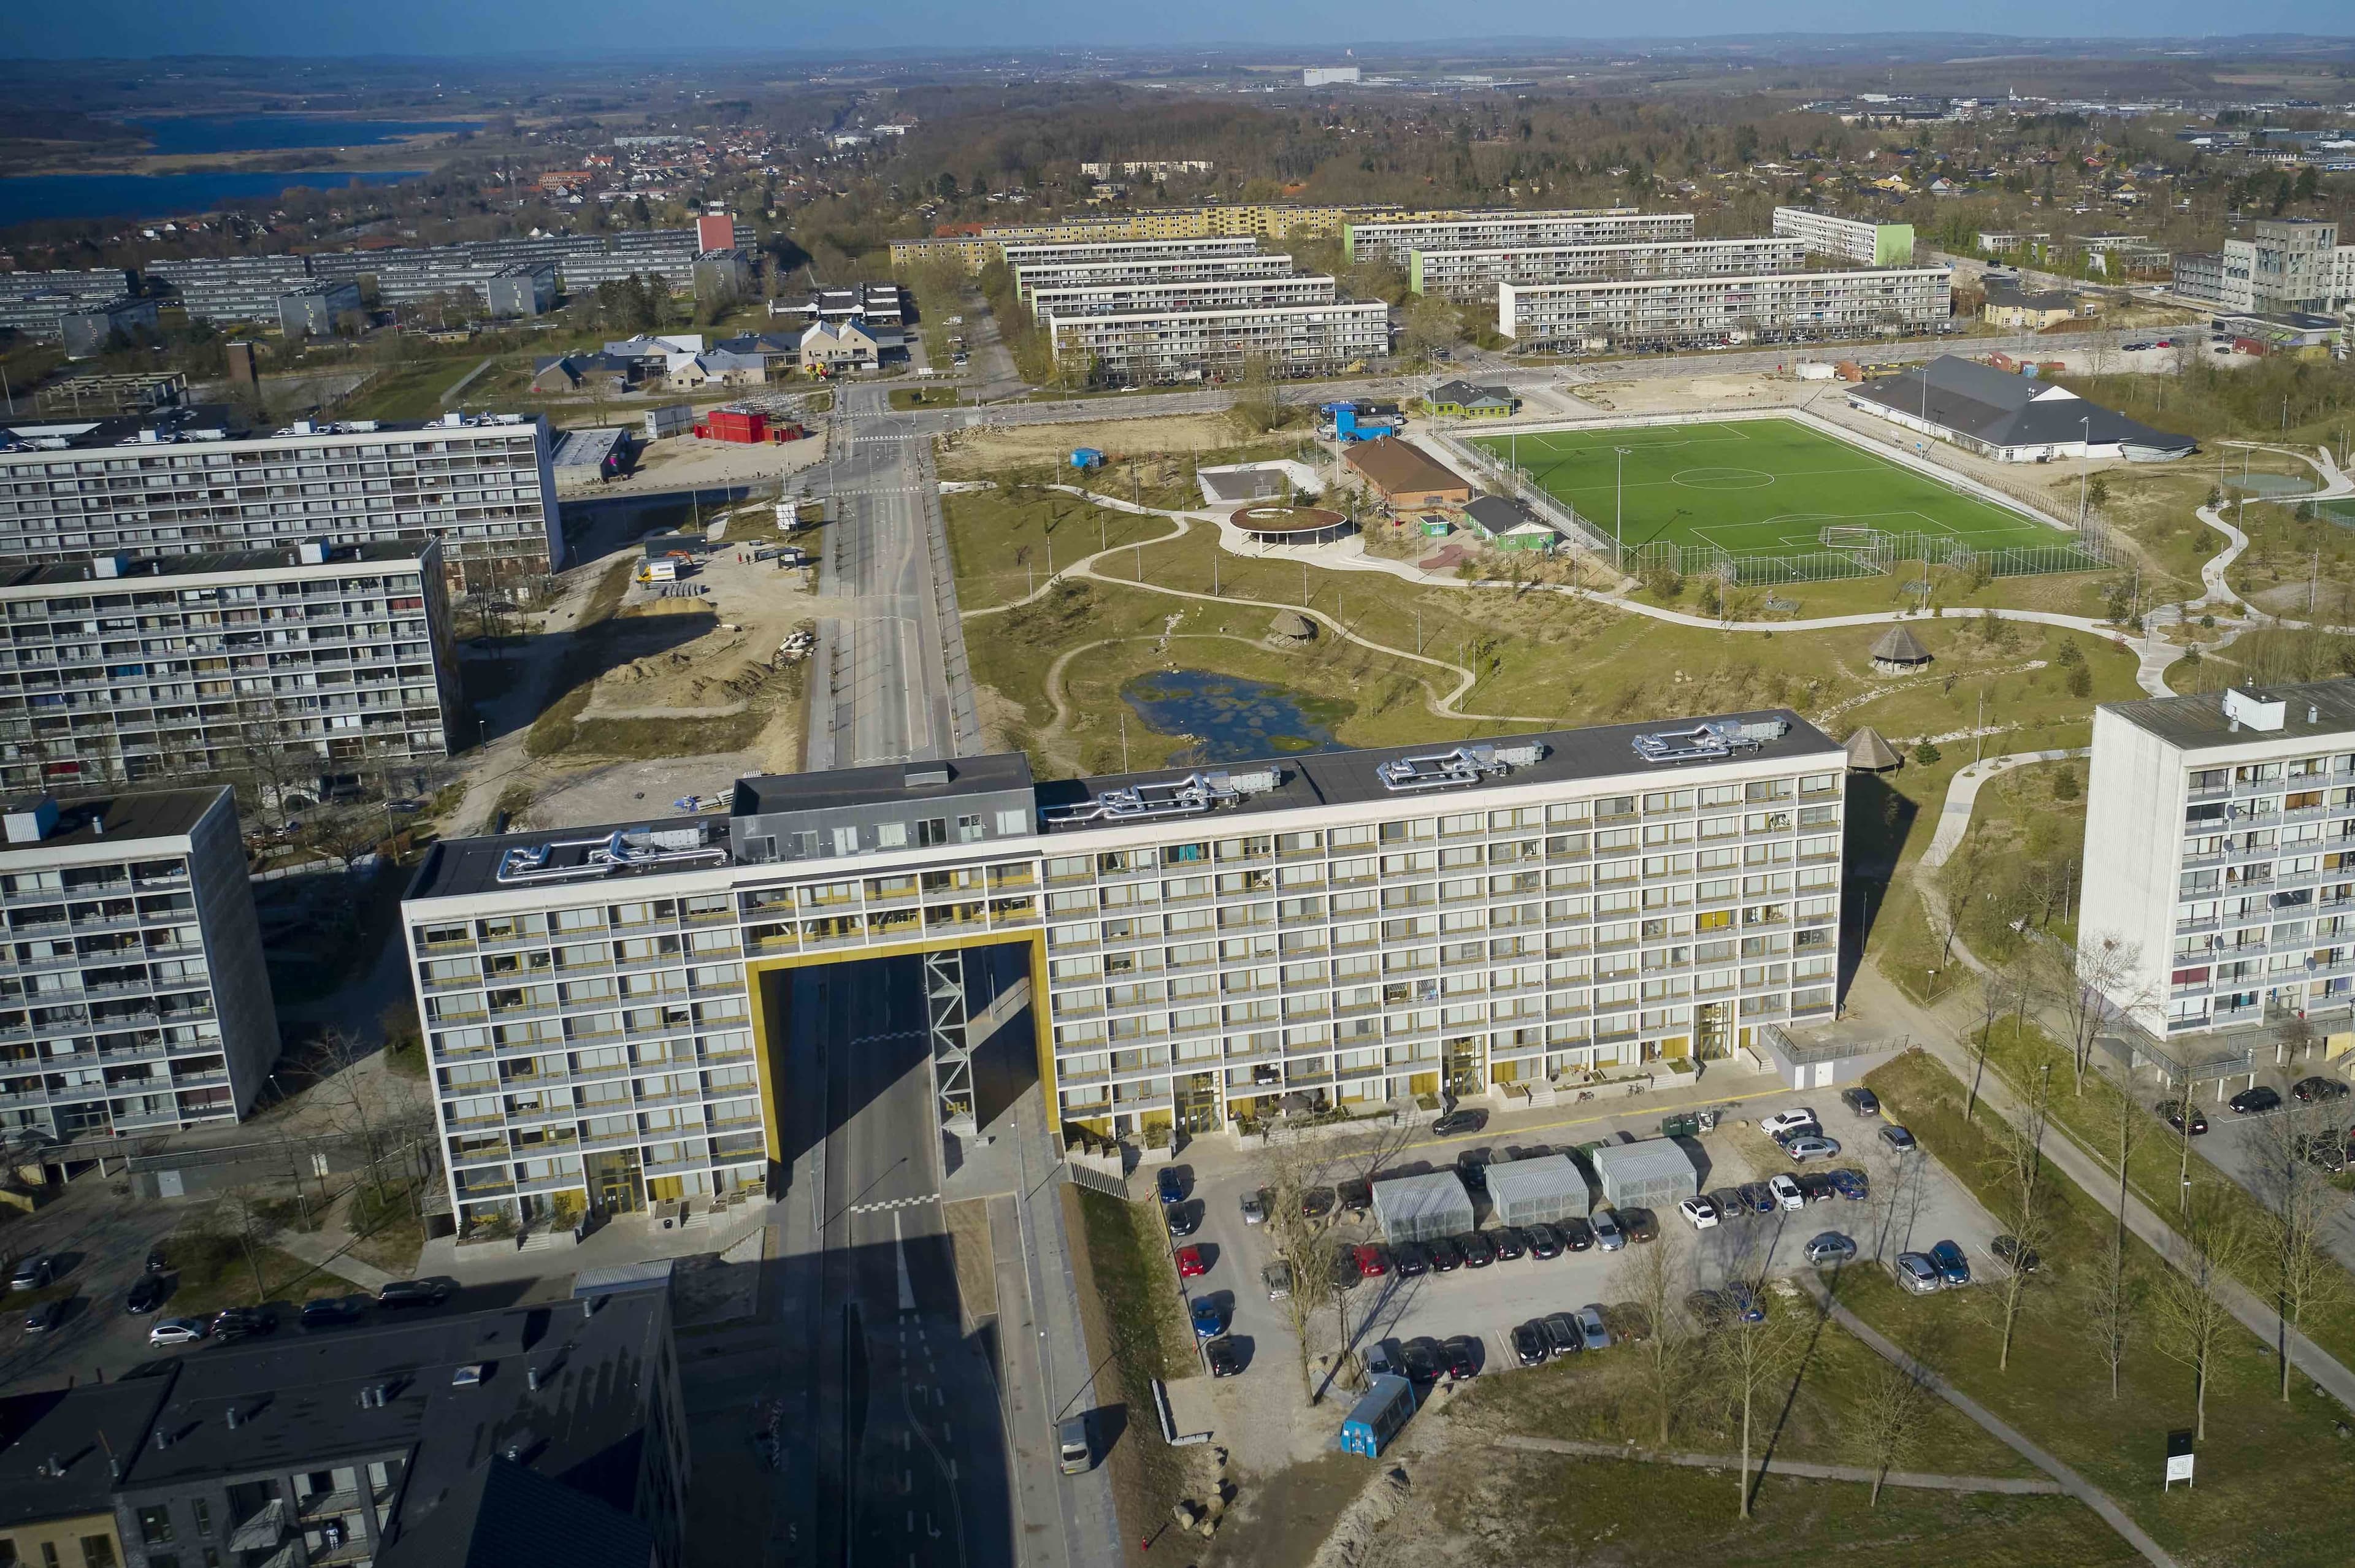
0, 786, 278, 1142
1498, 267, 1951, 353
1982, 280, 2093, 330
1422, 381, 1517, 418
1847, 354, 2196, 463
1346, 438, 1474, 509
798, 319, 900, 373
1771, 207, 1916, 266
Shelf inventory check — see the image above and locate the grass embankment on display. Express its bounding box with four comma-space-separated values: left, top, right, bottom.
160, 1226, 358, 1317
1852, 1048, 2355, 1567
1066, 1189, 1197, 1556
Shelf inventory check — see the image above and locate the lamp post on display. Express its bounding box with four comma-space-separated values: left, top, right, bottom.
1614, 446, 1633, 564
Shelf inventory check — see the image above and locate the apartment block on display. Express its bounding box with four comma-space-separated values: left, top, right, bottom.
0, 267, 137, 306
1009, 253, 1297, 304
2231, 218, 2339, 315
1031, 272, 1341, 323
399, 717, 1844, 1230
0, 538, 459, 798
2171, 250, 2230, 307
2081, 680, 2355, 1044
0, 405, 561, 592
996, 237, 1264, 275
1046, 298, 1390, 384
277, 280, 362, 337
142, 255, 313, 323
1771, 207, 1917, 266
1499, 267, 1952, 352
1406, 236, 1810, 302
892, 205, 1415, 270
1342, 210, 1684, 268
0, 786, 278, 1145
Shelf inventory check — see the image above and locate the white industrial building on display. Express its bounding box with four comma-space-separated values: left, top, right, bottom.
1009, 253, 1299, 305
1344, 210, 1692, 268
0, 406, 561, 591
398, 715, 1846, 1233
1045, 298, 1391, 384
0, 786, 278, 1150
1771, 207, 1917, 266
0, 538, 461, 798
2080, 680, 2355, 1046
1498, 267, 1951, 352
1406, 236, 1810, 301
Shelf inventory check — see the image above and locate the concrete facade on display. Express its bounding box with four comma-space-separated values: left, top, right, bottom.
1045, 298, 1390, 384
1406, 237, 1809, 302
1771, 207, 1917, 266
1343, 210, 1689, 268
1499, 267, 1951, 351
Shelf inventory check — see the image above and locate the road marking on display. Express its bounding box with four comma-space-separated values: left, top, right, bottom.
850, 1193, 941, 1214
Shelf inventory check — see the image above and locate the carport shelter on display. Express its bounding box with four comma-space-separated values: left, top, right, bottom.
1590, 1138, 1698, 1209
1371, 1170, 1474, 1242
1484, 1153, 1590, 1224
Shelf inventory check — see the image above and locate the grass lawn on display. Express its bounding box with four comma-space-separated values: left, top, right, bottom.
161, 1226, 358, 1317
1854, 1048, 2355, 1568
889, 384, 964, 411
1066, 1188, 1198, 1559
1471, 418, 2093, 570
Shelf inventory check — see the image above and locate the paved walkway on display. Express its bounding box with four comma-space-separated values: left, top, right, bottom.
1800, 1279, 2180, 1568
1491, 1432, 2064, 1496
1920, 749, 2089, 870
274, 1220, 397, 1293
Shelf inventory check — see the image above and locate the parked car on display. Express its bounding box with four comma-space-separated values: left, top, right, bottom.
1262, 1260, 1291, 1299
1353, 1244, 1390, 1279
1239, 1188, 1268, 1226
300, 1296, 367, 1329
1806, 1231, 1859, 1266
1622, 1208, 1660, 1243
1432, 1108, 1487, 1138
1880, 1125, 1919, 1155
1165, 1203, 1202, 1239
1458, 1231, 1496, 1268
1542, 1311, 1583, 1357
212, 1307, 277, 1342
2231, 1085, 2283, 1116
1785, 1135, 1842, 1163
1559, 1217, 1596, 1252
1740, 1182, 1777, 1215
1512, 1321, 1550, 1366
1525, 1222, 1564, 1260
1769, 1174, 1806, 1210
148, 1317, 209, 1347
2292, 1076, 2349, 1104
1364, 1339, 1406, 1379
1590, 1209, 1626, 1251
1204, 1338, 1243, 1378
1339, 1179, 1374, 1216
1679, 1195, 1720, 1230
376, 1279, 450, 1309
1455, 1152, 1492, 1193
7, 1255, 53, 1293
1724, 1283, 1767, 1325
1176, 1247, 1208, 1279
1574, 1304, 1612, 1351
1841, 1087, 1882, 1117
2294, 1133, 2351, 1172
1444, 1336, 1481, 1381
2158, 1099, 2210, 1136
1428, 1236, 1464, 1272
1760, 1109, 1821, 1139
1686, 1290, 1729, 1329
1708, 1187, 1746, 1221
1929, 1240, 1972, 1287
1393, 1241, 1431, 1277
1058, 1417, 1092, 1475
1156, 1168, 1185, 1206
1990, 1234, 2042, 1274
1300, 1187, 1338, 1219
126, 1275, 167, 1315
1329, 1250, 1362, 1293
1894, 1253, 1943, 1294
1491, 1226, 1528, 1262
23, 1297, 64, 1334
1403, 1337, 1443, 1384
1191, 1298, 1227, 1341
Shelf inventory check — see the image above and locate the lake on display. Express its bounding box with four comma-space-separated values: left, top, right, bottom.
119, 115, 476, 156
1120, 670, 1351, 764
0, 169, 424, 226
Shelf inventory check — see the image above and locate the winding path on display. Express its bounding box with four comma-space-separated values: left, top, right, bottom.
1920, 748, 2090, 870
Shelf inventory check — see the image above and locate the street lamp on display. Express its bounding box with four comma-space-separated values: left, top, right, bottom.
1614, 446, 1633, 562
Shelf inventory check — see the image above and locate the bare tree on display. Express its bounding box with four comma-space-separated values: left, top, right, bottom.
2152, 1209, 2243, 1440
1966, 977, 2008, 1122
298, 1025, 428, 1217
1709, 1300, 1812, 1519
1252, 1131, 1348, 1400
1981, 1061, 2057, 1371
2078, 1221, 2140, 1399
2042, 932, 2145, 1096
1845, 1336, 1942, 1505
2246, 1100, 2352, 1399
1622, 1224, 1691, 1445
299, 810, 386, 876
212, 1191, 277, 1305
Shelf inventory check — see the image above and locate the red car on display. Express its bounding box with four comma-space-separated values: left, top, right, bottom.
1353, 1243, 1389, 1278
1175, 1246, 1208, 1279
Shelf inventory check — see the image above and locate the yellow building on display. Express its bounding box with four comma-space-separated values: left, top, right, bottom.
891, 204, 1438, 272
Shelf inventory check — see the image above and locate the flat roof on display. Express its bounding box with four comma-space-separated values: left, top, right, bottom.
0, 788, 222, 859
732, 754, 1035, 817
2101, 678, 2355, 752
0, 407, 538, 456
0, 1381, 175, 1526
0, 538, 434, 592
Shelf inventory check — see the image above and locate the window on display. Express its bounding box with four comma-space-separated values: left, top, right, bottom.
917, 818, 948, 847
958, 814, 984, 842
138, 1508, 175, 1546
996, 809, 1027, 835
78, 1543, 116, 1568
832, 826, 858, 856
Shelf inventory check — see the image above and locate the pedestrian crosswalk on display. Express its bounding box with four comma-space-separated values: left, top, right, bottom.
850, 1192, 941, 1215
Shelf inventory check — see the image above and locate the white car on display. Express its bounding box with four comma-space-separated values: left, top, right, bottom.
147, 1317, 208, 1347
1769, 1174, 1806, 1210
1677, 1195, 1720, 1231
1760, 1109, 1820, 1139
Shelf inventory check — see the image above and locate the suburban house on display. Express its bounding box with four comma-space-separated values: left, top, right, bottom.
1982, 281, 2095, 331
799, 319, 905, 373
1456, 494, 1564, 552
530, 351, 645, 394
1423, 380, 1520, 419
1346, 437, 1475, 510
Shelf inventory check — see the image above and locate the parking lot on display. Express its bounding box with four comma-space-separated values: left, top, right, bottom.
1158, 1082, 2004, 1413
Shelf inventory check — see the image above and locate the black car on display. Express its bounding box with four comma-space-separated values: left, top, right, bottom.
1432, 1108, 1487, 1138
2293, 1133, 2350, 1173
375, 1279, 450, 1309
1841, 1087, 1882, 1118
126, 1274, 167, 1315
1166, 1203, 1202, 1239
211, 1307, 277, 1342
2292, 1076, 2350, 1104
2158, 1099, 2210, 1136
1492, 1226, 1528, 1262
1428, 1236, 1463, 1272
1541, 1311, 1583, 1356
2230, 1085, 2283, 1116
1204, 1337, 1243, 1378
1621, 1209, 1660, 1244
1457, 1231, 1496, 1268
1989, 1235, 2042, 1274
1394, 1241, 1432, 1278
22, 1297, 65, 1333
1795, 1172, 1837, 1205
1444, 1336, 1481, 1381
1402, 1337, 1443, 1384
1511, 1321, 1549, 1366
1300, 1187, 1338, 1220
301, 1296, 368, 1329
1558, 1217, 1595, 1252
1525, 1222, 1563, 1260
1338, 1179, 1373, 1215
1455, 1152, 1492, 1193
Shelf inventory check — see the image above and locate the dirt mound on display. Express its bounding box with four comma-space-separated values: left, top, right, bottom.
1306, 1464, 1412, 1568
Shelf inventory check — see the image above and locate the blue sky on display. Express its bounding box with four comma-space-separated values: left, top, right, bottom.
2, 4, 2348, 59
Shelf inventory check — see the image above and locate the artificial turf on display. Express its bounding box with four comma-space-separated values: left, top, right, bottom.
1469, 417, 2075, 564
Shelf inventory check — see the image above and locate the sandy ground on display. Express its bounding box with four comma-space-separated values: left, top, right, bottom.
584, 545, 816, 721
937, 412, 1249, 475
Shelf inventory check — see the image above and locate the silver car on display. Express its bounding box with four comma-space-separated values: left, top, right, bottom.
1574, 1303, 1612, 1351
1240, 1188, 1268, 1226
1805, 1231, 1858, 1266
1590, 1207, 1626, 1251
1894, 1252, 1943, 1295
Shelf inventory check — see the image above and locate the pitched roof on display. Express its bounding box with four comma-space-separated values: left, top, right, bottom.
1428, 379, 1513, 407
1845, 726, 1904, 770
1344, 437, 1471, 497
1268, 610, 1316, 637
1851, 355, 2194, 456
1869, 624, 1931, 664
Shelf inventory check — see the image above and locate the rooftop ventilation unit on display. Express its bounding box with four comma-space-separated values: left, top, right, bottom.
1630, 717, 1790, 765
1042, 768, 1281, 826
494, 823, 727, 884
1374, 742, 1545, 793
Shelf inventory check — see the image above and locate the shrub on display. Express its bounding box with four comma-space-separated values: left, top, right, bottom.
1914, 740, 1943, 765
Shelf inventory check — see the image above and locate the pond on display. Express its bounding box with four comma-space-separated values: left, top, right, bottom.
1119, 670, 1352, 764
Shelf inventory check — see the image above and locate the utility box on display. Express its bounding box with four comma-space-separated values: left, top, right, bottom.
1484, 1153, 1589, 1225
1370, 1171, 1473, 1244
1339, 1374, 1415, 1459
1590, 1138, 1699, 1210
1070, 447, 1106, 470
643, 403, 694, 441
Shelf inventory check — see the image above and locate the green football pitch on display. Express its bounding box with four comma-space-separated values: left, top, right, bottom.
1468, 418, 2069, 562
